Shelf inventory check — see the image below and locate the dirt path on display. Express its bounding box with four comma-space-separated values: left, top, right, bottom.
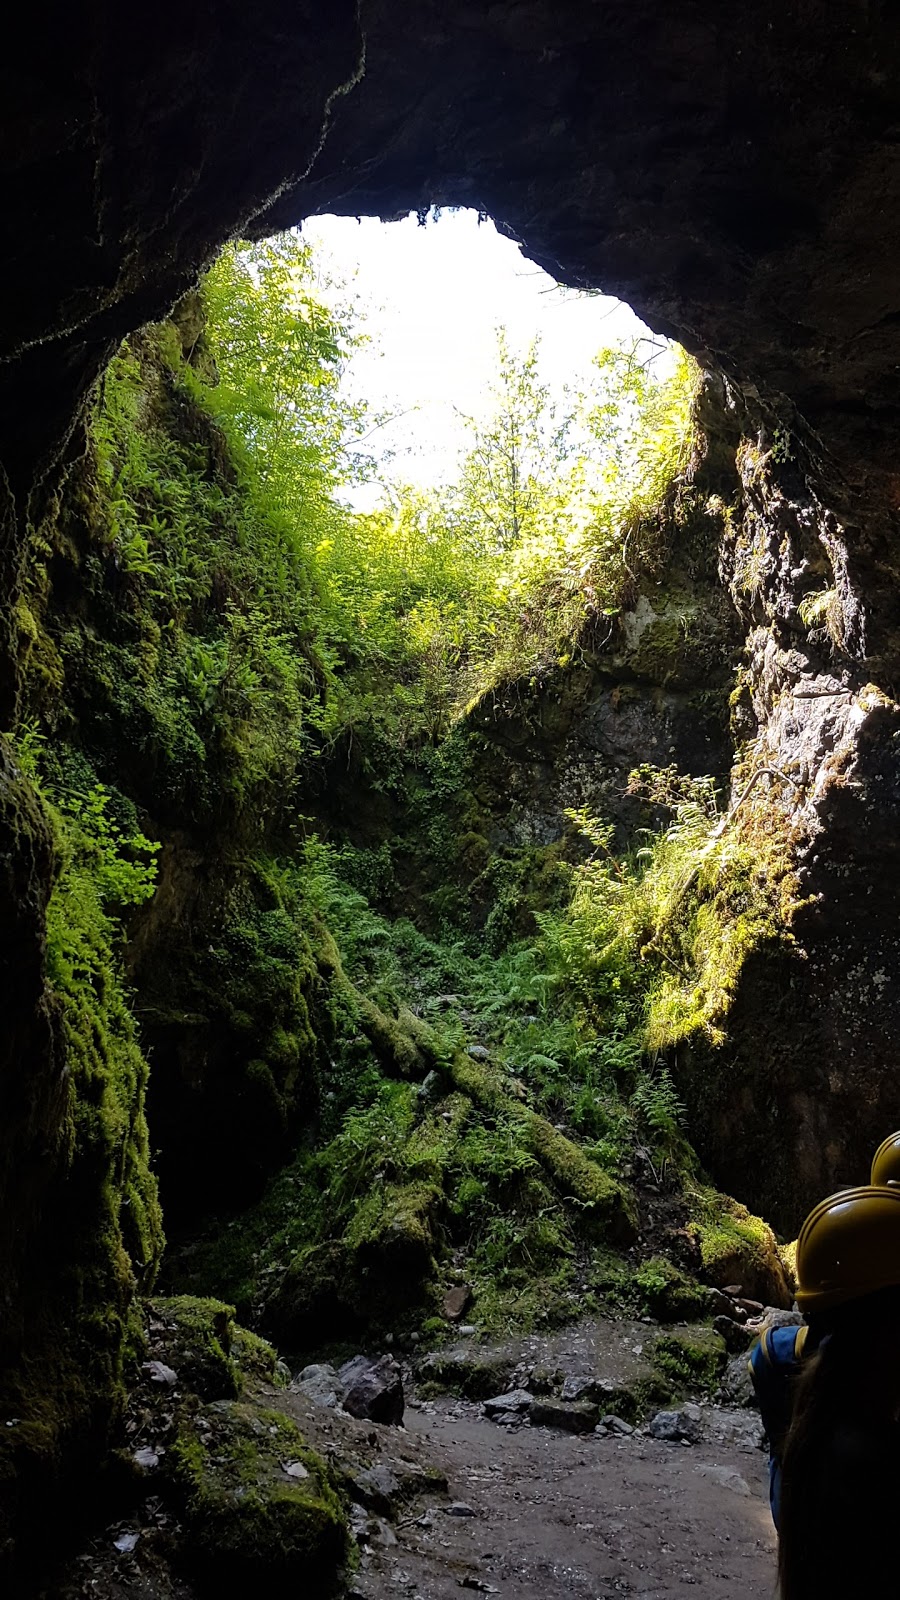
49, 1317, 780, 1600
275, 1344, 778, 1600
344, 1399, 776, 1600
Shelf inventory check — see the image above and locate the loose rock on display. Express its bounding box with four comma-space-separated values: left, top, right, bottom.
528, 1397, 599, 1434
601, 1414, 634, 1436
341, 1355, 405, 1426
648, 1408, 701, 1444
443, 1285, 473, 1322
713, 1315, 755, 1353
719, 1351, 758, 1410
343, 1462, 402, 1517
483, 1389, 533, 1419
694, 1463, 752, 1496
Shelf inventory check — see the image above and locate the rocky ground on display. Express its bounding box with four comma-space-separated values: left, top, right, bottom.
47, 1312, 779, 1600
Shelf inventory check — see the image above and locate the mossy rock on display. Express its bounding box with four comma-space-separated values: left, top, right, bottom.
148, 1297, 241, 1400
632, 1256, 710, 1321
147, 1297, 282, 1400
450, 1053, 636, 1245
167, 1401, 348, 1596
415, 1348, 517, 1400
578, 1372, 674, 1425
268, 1179, 439, 1347
650, 1326, 727, 1394
269, 1241, 350, 1345
689, 1187, 791, 1307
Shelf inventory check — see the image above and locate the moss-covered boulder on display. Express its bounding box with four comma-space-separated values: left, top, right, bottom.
269, 1176, 440, 1347
167, 1401, 348, 1596
688, 1186, 791, 1307
416, 1348, 518, 1401
632, 1256, 711, 1321
650, 1326, 728, 1394
147, 1296, 281, 1400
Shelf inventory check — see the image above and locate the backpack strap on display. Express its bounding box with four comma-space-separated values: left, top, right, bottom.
751, 1321, 807, 1373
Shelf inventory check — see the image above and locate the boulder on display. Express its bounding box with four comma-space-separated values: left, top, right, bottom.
341, 1355, 404, 1426
293, 1363, 340, 1409
167, 1401, 348, 1595
416, 1348, 516, 1400
528, 1398, 600, 1434
648, 1408, 701, 1444
719, 1351, 758, 1410
483, 1389, 533, 1419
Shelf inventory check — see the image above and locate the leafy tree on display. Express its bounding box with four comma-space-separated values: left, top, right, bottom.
200, 232, 370, 540
453, 330, 573, 551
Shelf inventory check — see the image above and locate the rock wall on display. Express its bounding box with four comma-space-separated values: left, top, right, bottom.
676, 380, 900, 1230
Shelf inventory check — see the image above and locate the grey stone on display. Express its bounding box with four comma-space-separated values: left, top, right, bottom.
467, 1044, 490, 1061
694, 1463, 752, 1496
338, 1355, 372, 1388
713, 1315, 755, 1353
443, 1284, 473, 1322
761, 1308, 804, 1331
342, 1355, 405, 1426
343, 1462, 401, 1517
483, 1388, 533, 1418
445, 1502, 477, 1517
648, 1408, 701, 1444
528, 1397, 600, 1434
293, 1361, 340, 1408
560, 1376, 591, 1402
719, 1350, 757, 1410
601, 1414, 634, 1436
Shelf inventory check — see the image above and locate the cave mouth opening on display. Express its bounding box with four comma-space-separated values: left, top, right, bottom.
143, 201, 694, 1252
296, 205, 672, 507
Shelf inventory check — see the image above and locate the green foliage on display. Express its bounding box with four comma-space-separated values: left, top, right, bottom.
168, 1401, 348, 1594
36, 315, 341, 823
199, 234, 369, 517
200, 242, 698, 747
538, 772, 798, 1081
16, 219, 788, 1392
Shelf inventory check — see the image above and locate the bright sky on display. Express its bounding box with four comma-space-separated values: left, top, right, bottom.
301, 208, 662, 494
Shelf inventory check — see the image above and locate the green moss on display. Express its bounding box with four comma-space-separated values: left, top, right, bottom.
0, 741, 164, 1560
168, 1401, 348, 1595
633, 1256, 710, 1320
651, 1326, 727, 1394
688, 1183, 790, 1305
450, 1053, 635, 1243
148, 1297, 240, 1399
416, 1351, 517, 1400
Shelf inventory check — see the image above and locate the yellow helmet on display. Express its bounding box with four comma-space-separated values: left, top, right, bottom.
795, 1185, 900, 1316
871, 1132, 900, 1188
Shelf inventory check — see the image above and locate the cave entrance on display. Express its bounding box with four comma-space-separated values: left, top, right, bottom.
142, 203, 695, 1245
299, 206, 665, 505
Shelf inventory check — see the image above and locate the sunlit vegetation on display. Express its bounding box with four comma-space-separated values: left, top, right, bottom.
15, 222, 793, 1350
198, 234, 700, 742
